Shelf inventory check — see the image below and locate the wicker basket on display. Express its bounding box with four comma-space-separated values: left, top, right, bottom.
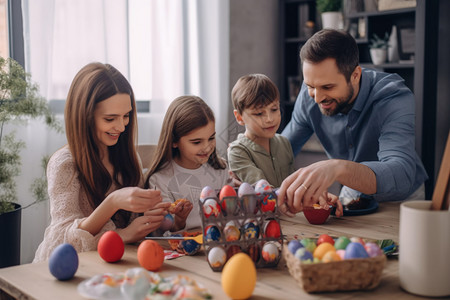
283, 245, 386, 293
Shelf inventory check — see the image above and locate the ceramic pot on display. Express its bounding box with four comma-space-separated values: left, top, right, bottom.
321, 12, 343, 30
0, 203, 22, 267
370, 48, 387, 65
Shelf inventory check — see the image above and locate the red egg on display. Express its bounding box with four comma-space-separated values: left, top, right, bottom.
264, 220, 281, 238
219, 185, 237, 211
97, 231, 124, 263
317, 234, 335, 246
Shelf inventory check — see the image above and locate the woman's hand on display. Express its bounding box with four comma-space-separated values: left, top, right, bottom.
109, 187, 162, 213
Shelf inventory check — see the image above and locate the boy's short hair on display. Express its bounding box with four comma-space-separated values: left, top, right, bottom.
232, 74, 280, 114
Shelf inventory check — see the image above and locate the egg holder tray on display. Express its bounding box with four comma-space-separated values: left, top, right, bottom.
199, 191, 284, 272
283, 242, 386, 293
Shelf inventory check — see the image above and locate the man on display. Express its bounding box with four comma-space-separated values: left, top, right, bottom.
277, 29, 428, 215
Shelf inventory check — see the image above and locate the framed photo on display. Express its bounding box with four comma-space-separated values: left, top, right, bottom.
397, 24, 415, 61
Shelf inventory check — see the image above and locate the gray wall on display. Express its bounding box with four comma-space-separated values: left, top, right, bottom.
228, 0, 281, 142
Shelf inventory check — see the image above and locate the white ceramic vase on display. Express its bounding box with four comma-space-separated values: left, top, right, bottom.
321, 12, 343, 29
370, 48, 387, 65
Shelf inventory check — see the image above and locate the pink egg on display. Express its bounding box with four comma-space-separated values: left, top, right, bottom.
364, 242, 383, 257
200, 186, 217, 202
336, 249, 346, 260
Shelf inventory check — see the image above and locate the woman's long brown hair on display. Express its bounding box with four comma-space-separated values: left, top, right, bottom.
144, 96, 226, 187
64, 62, 140, 226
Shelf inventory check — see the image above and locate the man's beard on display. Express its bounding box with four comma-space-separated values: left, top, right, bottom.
319, 84, 355, 116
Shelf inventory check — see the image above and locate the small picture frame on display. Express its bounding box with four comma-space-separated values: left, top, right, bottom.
397, 24, 415, 61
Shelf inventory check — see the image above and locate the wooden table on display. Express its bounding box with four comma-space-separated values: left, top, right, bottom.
0, 202, 433, 299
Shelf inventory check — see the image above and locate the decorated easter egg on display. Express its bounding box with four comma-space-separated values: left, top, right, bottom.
97, 231, 125, 263
200, 186, 216, 202
254, 179, 272, 194
322, 250, 342, 262
226, 245, 241, 260
203, 198, 221, 218
222, 253, 256, 299
263, 219, 281, 238
300, 238, 317, 253
313, 242, 335, 260
137, 240, 164, 271
49, 243, 79, 280
364, 242, 383, 257
294, 247, 313, 262
208, 247, 227, 268
262, 242, 279, 263
205, 225, 221, 242
260, 193, 277, 212
247, 244, 261, 263
243, 219, 260, 239
317, 234, 334, 246
159, 213, 174, 232
181, 239, 201, 255
344, 242, 369, 259
336, 249, 346, 260
224, 221, 241, 242
238, 182, 255, 197
288, 239, 303, 254
334, 236, 351, 250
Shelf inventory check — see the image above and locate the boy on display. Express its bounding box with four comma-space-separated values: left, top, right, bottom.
228, 74, 294, 187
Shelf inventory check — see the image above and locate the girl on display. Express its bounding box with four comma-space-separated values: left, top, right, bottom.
145, 96, 231, 231
34, 63, 169, 262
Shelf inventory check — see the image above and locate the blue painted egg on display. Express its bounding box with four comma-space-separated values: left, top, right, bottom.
294, 248, 313, 262
159, 213, 174, 232
344, 242, 369, 259
243, 220, 260, 239
181, 239, 201, 255
49, 243, 79, 280
205, 225, 221, 242
288, 239, 303, 254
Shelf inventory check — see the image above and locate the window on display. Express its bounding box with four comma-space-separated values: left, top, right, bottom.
0, 0, 8, 58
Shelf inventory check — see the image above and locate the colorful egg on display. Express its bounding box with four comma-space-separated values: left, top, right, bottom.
336, 249, 346, 260
334, 236, 351, 250
208, 247, 227, 268
243, 219, 260, 239
203, 198, 221, 218
254, 179, 272, 194
181, 240, 201, 255
313, 242, 335, 260
263, 219, 281, 238
300, 238, 317, 253
226, 245, 241, 260
317, 234, 334, 246
238, 182, 255, 197
159, 213, 174, 232
247, 244, 261, 263
294, 247, 313, 262
49, 243, 79, 281
260, 193, 277, 212
288, 239, 303, 254
205, 225, 221, 242
322, 250, 342, 263
200, 186, 217, 202
262, 242, 279, 263
97, 231, 125, 263
344, 242, 369, 259
350, 237, 366, 246
364, 242, 383, 257
224, 221, 241, 242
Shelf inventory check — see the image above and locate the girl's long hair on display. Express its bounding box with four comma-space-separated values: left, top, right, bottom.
145, 96, 226, 187
64, 62, 140, 226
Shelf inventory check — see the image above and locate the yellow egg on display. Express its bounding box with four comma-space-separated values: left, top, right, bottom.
313, 242, 335, 260
221, 253, 256, 299
322, 250, 342, 263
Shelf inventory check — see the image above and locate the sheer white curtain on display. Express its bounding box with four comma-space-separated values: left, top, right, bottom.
19, 0, 230, 263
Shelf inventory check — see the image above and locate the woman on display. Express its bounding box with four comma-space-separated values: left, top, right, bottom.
34, 63, 169, 262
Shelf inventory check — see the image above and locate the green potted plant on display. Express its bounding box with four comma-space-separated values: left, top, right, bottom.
316, 0, 343, 29
369, 32, 389, 65
0, 56, 60, 267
